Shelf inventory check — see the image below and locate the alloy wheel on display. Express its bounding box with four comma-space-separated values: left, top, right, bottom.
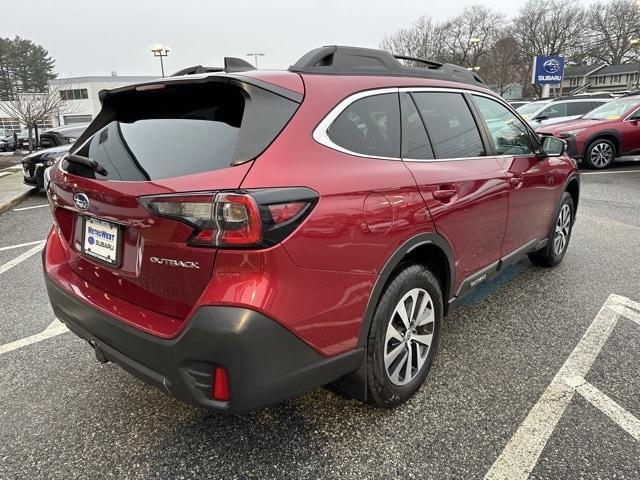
553, 203, 571, 256
384, 288, 435, 386
590, 142, 613, 168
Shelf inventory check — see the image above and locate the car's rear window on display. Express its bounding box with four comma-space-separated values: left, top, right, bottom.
69, 82, 298, 181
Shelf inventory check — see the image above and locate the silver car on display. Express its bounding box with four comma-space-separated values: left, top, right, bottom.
517, 98, 611, 128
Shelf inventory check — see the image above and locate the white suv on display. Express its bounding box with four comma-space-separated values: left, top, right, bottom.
517, 98, 611, 128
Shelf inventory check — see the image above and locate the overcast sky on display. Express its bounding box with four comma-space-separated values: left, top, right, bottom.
11, 0, 593, 78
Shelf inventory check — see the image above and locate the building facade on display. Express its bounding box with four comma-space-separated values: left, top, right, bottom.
562, 63, 640, 94
48, 75, 157, 126
0, 75, 157, 133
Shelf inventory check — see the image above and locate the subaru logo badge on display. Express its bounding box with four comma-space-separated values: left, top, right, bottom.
73, 192, 90, 211
543, 59, 560, 74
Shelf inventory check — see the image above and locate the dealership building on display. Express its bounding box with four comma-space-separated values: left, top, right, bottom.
0, 74, 157, 132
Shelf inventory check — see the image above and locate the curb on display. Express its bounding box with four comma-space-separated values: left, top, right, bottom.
0, 186, 35, 215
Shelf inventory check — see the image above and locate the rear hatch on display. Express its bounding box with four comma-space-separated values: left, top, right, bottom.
47, 75, 301, 322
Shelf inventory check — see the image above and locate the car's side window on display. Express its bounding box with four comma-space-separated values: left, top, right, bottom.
327, 93, 400, 158
473, 95, 534, 156
567, 101, 599, 116
411, 92, 485, 158
400, 93, 434, 160
538, 103, 567, 119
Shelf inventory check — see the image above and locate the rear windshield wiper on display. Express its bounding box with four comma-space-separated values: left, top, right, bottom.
66, 154, 108, 176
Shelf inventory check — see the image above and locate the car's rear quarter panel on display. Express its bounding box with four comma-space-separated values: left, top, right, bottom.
227, 75, 486, 355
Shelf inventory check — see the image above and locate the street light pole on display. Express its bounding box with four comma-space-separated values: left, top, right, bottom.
151, 45, 171, 77
469, 38, 481, 70
246, 51, 266, 68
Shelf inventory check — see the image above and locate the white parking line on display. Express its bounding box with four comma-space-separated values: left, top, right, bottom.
13, 204, 49, 211
0, 319, 68, 355
581, 169, 640, 175
0, 239, 45, 252
608, 302, 640, 326
485, 294, 639, 480
567, 376, 640, 442
0, 241, 45, 275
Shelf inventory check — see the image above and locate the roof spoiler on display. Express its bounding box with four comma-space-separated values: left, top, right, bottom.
170, 57, 256, 77
289, 45, 485, 86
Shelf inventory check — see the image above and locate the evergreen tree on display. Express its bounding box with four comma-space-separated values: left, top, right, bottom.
0, 36, 56, 100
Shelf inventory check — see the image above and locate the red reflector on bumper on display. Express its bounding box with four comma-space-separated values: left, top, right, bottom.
212, 366, 230, 401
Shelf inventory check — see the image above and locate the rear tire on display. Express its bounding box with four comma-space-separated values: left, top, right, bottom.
528, 192, 574, 267
366, 264, 442, 408
583, 139, 615, 169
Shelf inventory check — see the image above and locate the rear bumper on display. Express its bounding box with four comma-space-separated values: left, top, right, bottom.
45, 275, 362, 412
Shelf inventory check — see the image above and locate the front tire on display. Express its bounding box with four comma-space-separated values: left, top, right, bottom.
583, 139, 615, 169
529, 192, 574, 267
366, 264, 442, 408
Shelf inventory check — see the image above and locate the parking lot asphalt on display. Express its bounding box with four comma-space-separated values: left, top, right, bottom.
1, 163, 639, 480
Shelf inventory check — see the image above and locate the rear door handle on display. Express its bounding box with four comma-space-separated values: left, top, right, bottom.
433, 185, 457, 201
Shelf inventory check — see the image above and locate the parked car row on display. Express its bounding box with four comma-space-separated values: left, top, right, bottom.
510, 94, 640, 169
19, 123, 88, 187
1, 123, 88, 152
538, 96, 640, 169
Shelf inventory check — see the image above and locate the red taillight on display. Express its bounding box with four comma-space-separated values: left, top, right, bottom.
140, 188, 318, 249
141, 192, 262, 247
212, 366, 230, 401
268, 202, 307, 224
216, 193, 262, 245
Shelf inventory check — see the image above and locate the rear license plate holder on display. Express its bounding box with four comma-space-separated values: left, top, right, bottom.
81, 216, 122, 267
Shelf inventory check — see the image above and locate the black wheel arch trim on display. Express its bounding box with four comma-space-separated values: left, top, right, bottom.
561, 172, 580, 219
584, 130, 621, 156
334, 232, 454, 402
357, 232, 455, 349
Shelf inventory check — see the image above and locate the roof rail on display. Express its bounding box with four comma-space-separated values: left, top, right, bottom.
551, 92, 616, 100
289, 46, 485, 86
171, 57, 256, 77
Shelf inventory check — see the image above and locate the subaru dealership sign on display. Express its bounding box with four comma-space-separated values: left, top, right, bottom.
531, 56, 565, 84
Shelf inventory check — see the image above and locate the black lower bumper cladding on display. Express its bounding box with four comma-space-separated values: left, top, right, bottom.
45, 276, 362, 412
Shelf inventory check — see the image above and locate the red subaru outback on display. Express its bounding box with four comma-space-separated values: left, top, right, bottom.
43, 46, 579, 412
537, 95, 640, 169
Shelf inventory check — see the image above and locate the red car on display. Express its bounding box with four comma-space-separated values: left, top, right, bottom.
537, 95, 640, 169
43, 46, 579, 412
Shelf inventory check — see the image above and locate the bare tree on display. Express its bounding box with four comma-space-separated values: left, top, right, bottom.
441, 5, 505, 68
512, 0, 588, 60
0, 82, 73, 152
479, 33, 529, 95
380, 16, 447, 62
586, 0, 640, 65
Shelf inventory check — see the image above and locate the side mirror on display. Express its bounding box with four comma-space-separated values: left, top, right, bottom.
540, 136, 567, 157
